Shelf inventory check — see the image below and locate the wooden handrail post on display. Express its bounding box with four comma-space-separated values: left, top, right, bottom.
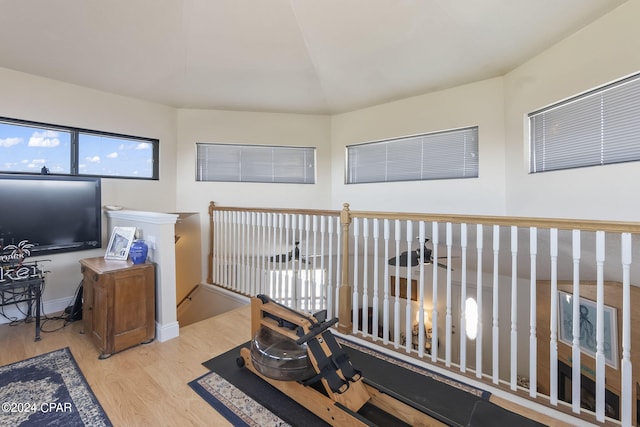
207, 201, 215, 284
338, 203, 352, 333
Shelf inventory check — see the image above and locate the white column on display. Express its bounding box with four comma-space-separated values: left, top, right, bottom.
106, 210, 179, 342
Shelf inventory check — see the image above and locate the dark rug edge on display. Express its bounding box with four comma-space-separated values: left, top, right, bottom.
59, 347, 113, 426
0, 347, 113, 427
188, 373, 249, 427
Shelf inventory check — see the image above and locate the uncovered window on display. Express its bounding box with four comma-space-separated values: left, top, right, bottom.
0, 117, 158, 179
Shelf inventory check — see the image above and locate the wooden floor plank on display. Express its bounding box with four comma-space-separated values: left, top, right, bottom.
0, 305, 252, 426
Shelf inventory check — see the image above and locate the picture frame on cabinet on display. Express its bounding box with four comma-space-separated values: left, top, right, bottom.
104, 226, 136, 260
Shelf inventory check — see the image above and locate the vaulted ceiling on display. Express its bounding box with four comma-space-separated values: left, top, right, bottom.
0, 0, 628, 114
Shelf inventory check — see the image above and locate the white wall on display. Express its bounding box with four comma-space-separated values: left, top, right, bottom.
175, 108, 332, 279
503, 0, 640, 221
0, 67, 177, 305
330, 77, 506, 215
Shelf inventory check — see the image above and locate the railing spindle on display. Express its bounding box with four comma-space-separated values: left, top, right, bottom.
510, 225, 518, 390
353, 217, 360, 334
418, 221, 426, 358
476, 224, 483, 379
277, 214, 284, 300
297, 214, 304, 311
241, 212, 248, 295
394, 219, 401, 349
405, 220, 413, 354
571, 229, 581, 414
304, 215, 311, 311
232, 211, 239, 290
595, 230, 605, 422
383, 219, 390, 345
529, 227, 537, 398
372, 218, 380, 342
311, 215, 318, 310
460, 223, 468, 372
327, 216, 334, 318
249, 212, 256, 296
431, 222, 439, 363
492, 224, 500, 384
549, 228, 559, 405
445, 222, 453, 367
621, 232, 632, 426
363, 218, 370, 336
335, 216, 342, 322
320, 216, 326, 312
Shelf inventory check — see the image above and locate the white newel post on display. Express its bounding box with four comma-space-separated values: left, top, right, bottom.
106, 210, 180, 342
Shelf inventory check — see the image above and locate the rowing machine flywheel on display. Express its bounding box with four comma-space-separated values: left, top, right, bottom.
250, 325, 315, 381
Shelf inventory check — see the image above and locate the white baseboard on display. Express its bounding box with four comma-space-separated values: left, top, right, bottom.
155, 321, 180, 342
0, 296, 74, 324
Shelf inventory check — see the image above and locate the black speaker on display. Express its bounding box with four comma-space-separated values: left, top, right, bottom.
67, 285, 83, 321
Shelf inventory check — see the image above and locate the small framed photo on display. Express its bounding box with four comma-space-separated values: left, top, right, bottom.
104, 227, 136, 260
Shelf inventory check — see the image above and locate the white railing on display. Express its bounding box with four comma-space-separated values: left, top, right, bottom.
208, 202, 640, 426
209, 206, 342, 315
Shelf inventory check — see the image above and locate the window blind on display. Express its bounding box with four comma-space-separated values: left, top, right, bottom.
529, 73, 640, 173
196, 143, 315, 184
346, 127, 479, 184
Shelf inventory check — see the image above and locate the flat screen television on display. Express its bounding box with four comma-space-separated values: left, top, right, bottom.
0, 174, 102, 256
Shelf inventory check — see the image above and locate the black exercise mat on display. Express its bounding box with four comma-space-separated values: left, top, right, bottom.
467, 399, 547, 427
340, 340, 485, 426
199, 342, 329, 427
198, 337, 546, 427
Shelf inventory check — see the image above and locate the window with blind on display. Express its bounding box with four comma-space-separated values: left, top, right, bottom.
529, 72, 640, 173
196, 143, 315, 184
346, 127, 479, 184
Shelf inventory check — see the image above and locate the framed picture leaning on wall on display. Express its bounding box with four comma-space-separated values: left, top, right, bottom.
104, 226, 136, 260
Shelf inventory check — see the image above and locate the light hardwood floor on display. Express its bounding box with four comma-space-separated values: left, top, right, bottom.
0, 305, 252, 426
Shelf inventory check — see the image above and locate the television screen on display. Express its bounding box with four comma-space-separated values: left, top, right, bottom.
0, 174, 101, 256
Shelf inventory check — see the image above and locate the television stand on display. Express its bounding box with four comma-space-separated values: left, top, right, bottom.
0, 268, 43, 341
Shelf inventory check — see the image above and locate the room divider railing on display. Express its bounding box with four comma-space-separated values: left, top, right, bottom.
208, 201, 640, 426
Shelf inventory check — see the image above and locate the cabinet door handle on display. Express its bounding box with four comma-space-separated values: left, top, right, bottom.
93, 274, 99, 282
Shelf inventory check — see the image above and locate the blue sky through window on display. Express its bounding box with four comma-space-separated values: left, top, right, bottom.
79, 133, 153, 177
0, 122, 71, 173
0, 121, 154, 178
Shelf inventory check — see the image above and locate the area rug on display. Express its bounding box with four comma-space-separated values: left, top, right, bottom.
0, 348, 112, 427
189, 336, 490, 427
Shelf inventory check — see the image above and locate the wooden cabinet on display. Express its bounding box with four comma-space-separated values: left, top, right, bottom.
80, 257, 155, 359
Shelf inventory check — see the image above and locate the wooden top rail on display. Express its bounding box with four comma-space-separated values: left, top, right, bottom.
209, 201, 640, 234
349, 211, 640, 234
209, 201, 339, 217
